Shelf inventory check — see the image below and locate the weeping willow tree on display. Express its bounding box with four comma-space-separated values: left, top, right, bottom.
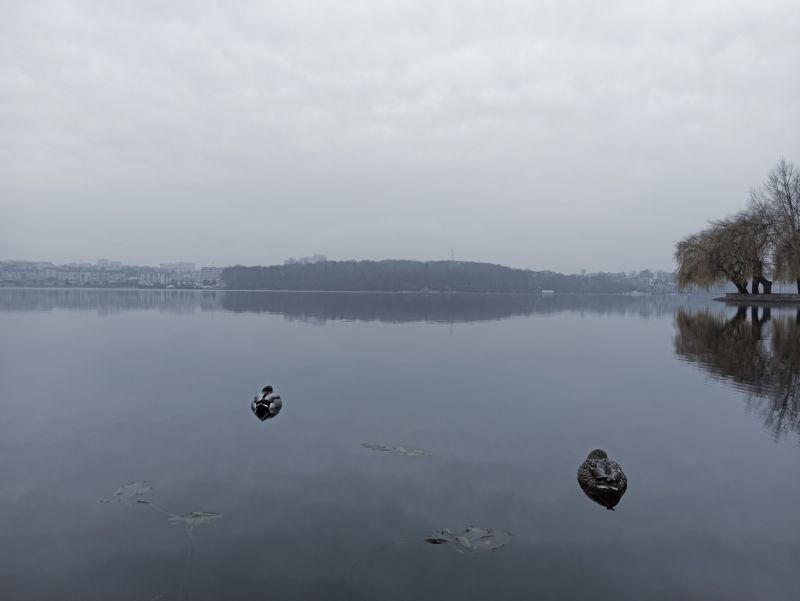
675, 221, 751, 294
675, 232, 721, 291
713, 208, 774, 293
677, 158, 800, 294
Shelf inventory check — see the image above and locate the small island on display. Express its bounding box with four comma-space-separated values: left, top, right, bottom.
720, 293, 800, 304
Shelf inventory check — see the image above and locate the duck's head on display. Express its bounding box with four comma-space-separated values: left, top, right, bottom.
587, 449, 608, 460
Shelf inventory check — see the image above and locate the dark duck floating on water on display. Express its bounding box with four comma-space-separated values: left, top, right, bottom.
251, 385, 283, 421
577, 449, 627, 510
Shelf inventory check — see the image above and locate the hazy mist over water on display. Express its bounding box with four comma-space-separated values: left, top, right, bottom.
2, 1, 800, 271
1, 290, 799, 600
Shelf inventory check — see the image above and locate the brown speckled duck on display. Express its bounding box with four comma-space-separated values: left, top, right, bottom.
577, 449, 627, 510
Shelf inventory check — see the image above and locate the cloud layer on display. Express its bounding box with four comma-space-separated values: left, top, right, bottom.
2, 0, 799, 270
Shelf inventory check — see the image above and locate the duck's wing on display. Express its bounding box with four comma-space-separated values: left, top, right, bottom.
577, 462, 594, 486
591, 459, 627, 491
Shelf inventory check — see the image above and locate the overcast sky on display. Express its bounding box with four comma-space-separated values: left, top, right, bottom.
2, 0, 799, 272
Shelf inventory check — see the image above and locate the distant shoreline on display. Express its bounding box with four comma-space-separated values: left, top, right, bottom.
0, 286, 698, 297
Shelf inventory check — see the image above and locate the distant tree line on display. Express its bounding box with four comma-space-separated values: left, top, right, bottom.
221, 260, 639, 294
675, 158, 800, 294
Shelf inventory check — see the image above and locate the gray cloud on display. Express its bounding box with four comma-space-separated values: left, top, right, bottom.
2, 0, 799, 271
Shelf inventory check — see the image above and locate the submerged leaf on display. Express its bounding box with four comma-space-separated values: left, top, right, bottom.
361, 442, 430, 457
423, 536, 450, 545
362, 442, 393, 452
424, 527, 511, 554
168, 511, 223, 529
102, 481, 153, 505
395, 447, 430, 457
423, 528, 453, 544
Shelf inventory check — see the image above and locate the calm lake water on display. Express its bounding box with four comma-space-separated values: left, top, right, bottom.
1, 289, 799, 601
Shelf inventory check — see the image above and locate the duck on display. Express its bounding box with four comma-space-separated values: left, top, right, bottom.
577, 449, 627, 510
251, 385, 283, 421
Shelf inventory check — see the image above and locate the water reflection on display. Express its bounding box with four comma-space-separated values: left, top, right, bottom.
219, 291, 704, 322
674, 307, 800, 438
0, 288, 710, 323
4, 289, 800, 599
0, 288, 222, 314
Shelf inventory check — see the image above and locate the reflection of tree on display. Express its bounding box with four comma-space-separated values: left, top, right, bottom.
674, 307, 800, 438
219, 291, 706, 323
0, 288, 712, 323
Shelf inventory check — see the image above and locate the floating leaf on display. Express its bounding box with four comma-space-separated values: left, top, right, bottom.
362, 442, 430, 457
101, 482, 219, 599
102, 481, 153, 505
168, 511, 223, 530
424, 537, 450, 545
424, 527, 511, 554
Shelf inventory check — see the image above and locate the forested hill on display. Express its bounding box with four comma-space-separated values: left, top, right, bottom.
221, 260, 637, 293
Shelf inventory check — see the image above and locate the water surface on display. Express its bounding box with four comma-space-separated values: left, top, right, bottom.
1, 289, 798, 600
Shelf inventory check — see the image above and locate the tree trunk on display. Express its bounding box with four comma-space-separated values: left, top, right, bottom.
752, 261, 772, 294
797, 278, 800, 294
734, 280, 749, 294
